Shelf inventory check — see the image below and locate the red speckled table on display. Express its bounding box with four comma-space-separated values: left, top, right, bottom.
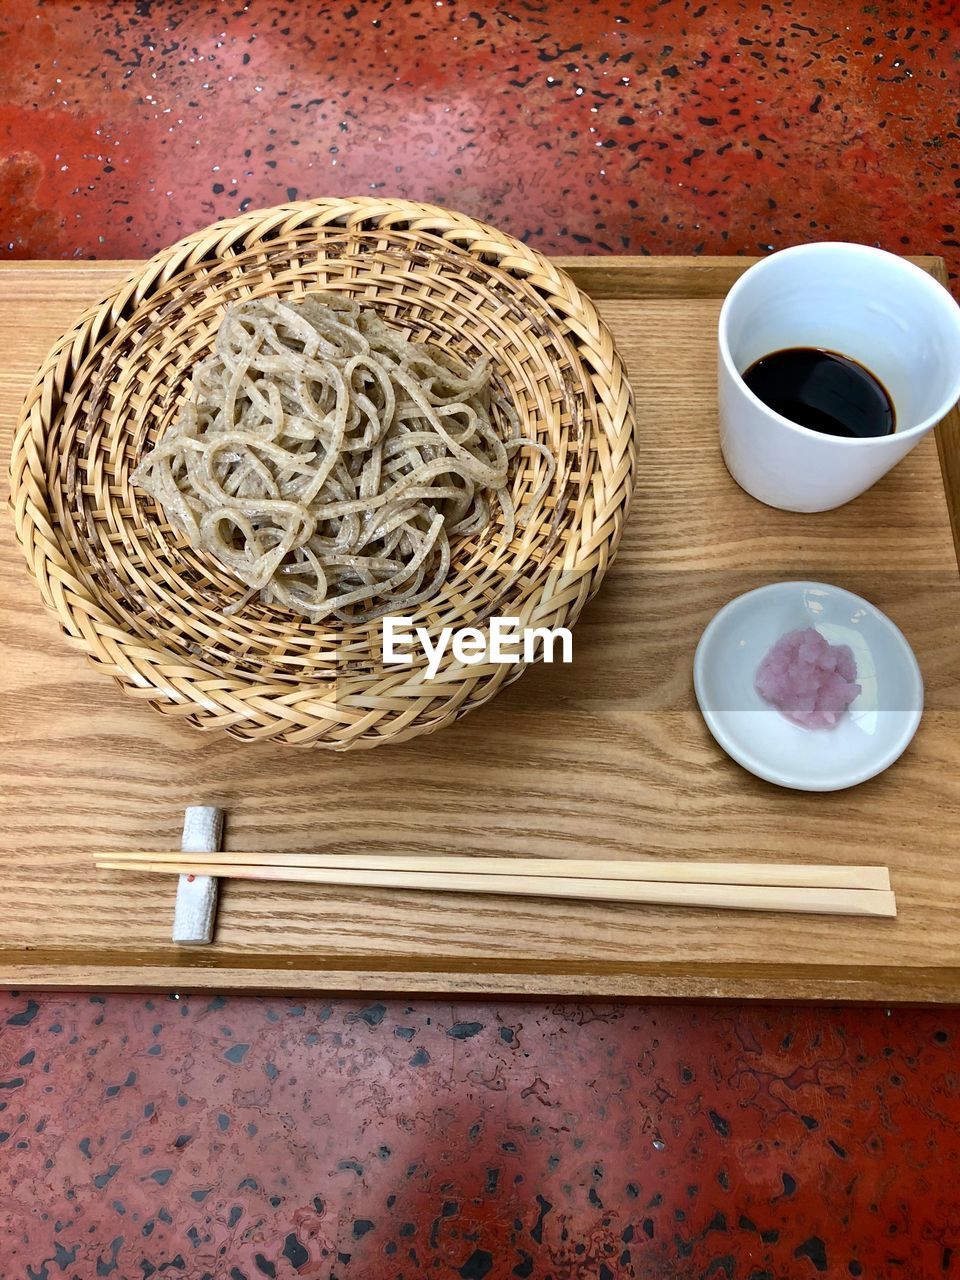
3, 1, 960, 1276
2, 997, 960, 1277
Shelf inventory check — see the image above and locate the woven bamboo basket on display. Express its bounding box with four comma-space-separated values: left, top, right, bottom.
11, 198, 637, 749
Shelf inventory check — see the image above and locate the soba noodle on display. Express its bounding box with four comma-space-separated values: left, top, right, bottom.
132, 294, 554, 623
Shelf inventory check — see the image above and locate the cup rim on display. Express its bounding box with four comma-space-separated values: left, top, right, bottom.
717, 241, 960, 449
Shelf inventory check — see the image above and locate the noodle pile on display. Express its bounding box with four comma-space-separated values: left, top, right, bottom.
132, 294, 554, 622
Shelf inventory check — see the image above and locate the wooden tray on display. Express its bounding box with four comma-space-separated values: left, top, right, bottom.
3, 256, 959, 1001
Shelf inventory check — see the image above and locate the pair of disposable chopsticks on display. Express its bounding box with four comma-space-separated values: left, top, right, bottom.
95, 853, 896, 918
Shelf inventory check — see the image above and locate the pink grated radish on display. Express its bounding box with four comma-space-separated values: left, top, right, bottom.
755, 626, 860, 730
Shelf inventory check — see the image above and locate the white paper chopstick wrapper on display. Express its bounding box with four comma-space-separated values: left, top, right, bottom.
172, 806, 223, 945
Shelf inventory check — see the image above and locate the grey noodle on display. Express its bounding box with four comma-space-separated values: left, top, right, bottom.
132, 294, 555, 622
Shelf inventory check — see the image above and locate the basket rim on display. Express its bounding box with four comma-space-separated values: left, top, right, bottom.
9, 196, 638, 748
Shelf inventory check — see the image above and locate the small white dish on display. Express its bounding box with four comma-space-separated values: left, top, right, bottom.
693, 582, 924, 791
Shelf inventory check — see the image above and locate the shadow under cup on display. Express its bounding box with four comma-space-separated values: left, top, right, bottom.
718, 242, 960, 512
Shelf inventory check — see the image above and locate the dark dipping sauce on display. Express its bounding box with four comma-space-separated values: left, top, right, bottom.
742, 347, 895, 439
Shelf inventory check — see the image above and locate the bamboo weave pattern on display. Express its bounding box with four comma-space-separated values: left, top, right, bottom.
10, 198, 637, 748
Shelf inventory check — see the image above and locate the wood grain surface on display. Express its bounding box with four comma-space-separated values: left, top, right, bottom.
2, 256, 959, 1000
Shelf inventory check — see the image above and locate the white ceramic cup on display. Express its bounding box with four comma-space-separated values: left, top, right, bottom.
718, 242, 960, 512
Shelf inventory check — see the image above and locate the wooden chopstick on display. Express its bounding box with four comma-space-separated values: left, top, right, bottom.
99, 852, 891, 891
95, 859, 897, 917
